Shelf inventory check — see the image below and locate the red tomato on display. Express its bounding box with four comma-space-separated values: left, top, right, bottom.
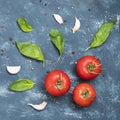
72, 83, 96, 107
44, 70, 71, 96
76, 55, 102, 80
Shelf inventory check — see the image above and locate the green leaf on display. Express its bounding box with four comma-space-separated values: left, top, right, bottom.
17, 18, 33, 32
16, 42, 44, 62
84, 20, 117, 51
9, 79, 35, 92
49, 29, 64, 62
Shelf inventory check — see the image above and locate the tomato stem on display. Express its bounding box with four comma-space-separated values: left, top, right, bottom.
88, 64, 101, 74
88, 64, 95, 71
81, 89, 89, 98
81, 89, 93, 98
55, 73, 63, 90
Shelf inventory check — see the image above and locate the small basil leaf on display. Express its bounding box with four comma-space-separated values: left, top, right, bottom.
9, 79, 35, 92
17, 18, 33, 32
49, 29, 64, 62
84, 20, 117, 51
16, 42, 44, 62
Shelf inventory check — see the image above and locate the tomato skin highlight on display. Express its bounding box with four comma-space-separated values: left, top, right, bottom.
72, 83, 96, 107
76, 55, 102, 80
44, 70, 71, 96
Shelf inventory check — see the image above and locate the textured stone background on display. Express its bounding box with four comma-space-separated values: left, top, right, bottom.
0, 0, 120, 120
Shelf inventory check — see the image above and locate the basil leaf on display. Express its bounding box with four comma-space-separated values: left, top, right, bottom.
17, 18, 33, 32
49, 29, 64, 62
9, 79, 35, 92
84, 20, 116, 51
16, 42, 44, 62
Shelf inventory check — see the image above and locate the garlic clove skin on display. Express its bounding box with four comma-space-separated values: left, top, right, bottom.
72, 17, 81, 33
52, 14, 63, 24
6, 66, 21, 74
27, 101, 47, 111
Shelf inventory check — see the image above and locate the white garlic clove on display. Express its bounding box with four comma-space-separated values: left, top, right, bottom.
52, 14, 63, 24
72, 17, 81, 33
6, 66, 21, 74
27, 101, 47, 111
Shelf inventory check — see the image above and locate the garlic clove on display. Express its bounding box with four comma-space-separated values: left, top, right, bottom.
27, 101, 47, 111
52, 14, 63, 24
6, 66, 21, 74
72, 17, 81, 33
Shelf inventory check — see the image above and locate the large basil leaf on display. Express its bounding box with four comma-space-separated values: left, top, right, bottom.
84, 20, 116, 51
17, 18, 32, 32
16, 42, 44, 62
49, 29, 64, 62
9, 79, 35, 92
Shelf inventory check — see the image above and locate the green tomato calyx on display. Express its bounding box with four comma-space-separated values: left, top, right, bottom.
55, 73, 64, 90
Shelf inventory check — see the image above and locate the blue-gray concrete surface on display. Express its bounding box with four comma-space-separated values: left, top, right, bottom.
0, 0, 120, 120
